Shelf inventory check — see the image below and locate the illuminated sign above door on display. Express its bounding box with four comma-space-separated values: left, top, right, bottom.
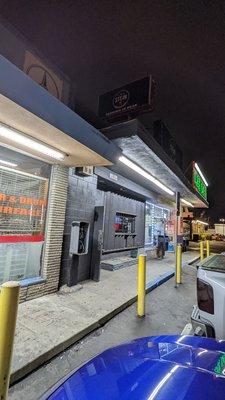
192, 162, 208, 201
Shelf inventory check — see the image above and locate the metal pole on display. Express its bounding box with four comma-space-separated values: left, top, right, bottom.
0, 282, 20, 399
200, 241, 204, 261
174, 192, 180, 251
137, 254, 146, 317
175, 244, 182, 286
206, 240, 210, 257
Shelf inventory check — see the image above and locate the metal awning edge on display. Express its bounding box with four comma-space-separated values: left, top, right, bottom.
0, 56, 122, 164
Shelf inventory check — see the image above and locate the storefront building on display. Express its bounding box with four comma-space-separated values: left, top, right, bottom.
0, 24, 210, 293
214, 224, 225, 236
60, 118, 209, 287
0, 53, 121, 301
102, 119, 208, 249
192, 220, 209, 240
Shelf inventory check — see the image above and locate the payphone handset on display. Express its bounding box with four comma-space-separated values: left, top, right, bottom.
69, 221, 90, 255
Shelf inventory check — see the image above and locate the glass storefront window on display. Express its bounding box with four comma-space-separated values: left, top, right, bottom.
145, 203, 154, 245
0, 146, 51, 283
145, 202, 171, 246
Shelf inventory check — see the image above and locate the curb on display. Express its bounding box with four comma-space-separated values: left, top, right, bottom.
146, 270, 175, 292
10, 257, 196, 385
188, 256, 200, 265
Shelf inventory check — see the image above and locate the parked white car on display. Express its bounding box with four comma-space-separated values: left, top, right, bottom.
191, 254, 225, 339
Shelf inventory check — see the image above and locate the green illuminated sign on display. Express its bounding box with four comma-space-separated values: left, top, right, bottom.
214, 353, 225, 376
193, 167, 207, 200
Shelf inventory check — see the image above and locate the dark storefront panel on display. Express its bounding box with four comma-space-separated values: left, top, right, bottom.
61, 171, 145, 286
153, 120, 183, 169
60, 171, 97, 286
103, 191, 145, 253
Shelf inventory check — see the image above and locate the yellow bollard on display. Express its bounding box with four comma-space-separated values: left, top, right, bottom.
206, 240, 210, 258
200, 241, 204, 261
137, 254, 146, 317
0, 282, 20, 400
175, 245, 182, 285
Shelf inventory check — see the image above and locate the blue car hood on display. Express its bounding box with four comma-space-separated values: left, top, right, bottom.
44, 335, 225, 400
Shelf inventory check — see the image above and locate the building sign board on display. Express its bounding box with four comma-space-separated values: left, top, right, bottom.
98, 76, 155, 121
23, 51, 63, 100
192, 163, 207, 200
109, 172, 118, 182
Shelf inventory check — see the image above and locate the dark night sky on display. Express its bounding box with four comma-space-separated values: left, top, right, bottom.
1, 0, 225, 222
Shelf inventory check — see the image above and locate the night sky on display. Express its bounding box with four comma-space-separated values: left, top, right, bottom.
1, 1, 225, 222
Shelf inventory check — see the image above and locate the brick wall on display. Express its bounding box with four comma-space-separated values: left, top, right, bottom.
19, 165, 69, 301
60, 169, 146, 287
60, 169, 97, 286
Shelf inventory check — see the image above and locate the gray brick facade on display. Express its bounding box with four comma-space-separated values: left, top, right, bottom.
19, 165, 69, 301
60, 169, 97, 286
60, 168, 146, 287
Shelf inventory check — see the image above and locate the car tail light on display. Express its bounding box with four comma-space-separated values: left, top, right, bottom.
197, 278, 214, 314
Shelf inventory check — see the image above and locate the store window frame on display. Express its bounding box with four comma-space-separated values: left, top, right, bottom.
0, 149, 51, 285
145, 202, 171, 246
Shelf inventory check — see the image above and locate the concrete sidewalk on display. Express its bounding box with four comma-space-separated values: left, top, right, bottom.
11, 251, 197, 384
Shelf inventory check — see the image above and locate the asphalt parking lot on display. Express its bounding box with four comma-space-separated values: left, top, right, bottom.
9, 264, 197, 400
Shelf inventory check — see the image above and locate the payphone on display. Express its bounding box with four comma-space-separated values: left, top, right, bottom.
69, 221, 90, 255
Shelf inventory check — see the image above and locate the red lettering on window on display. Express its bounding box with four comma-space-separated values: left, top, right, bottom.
0, 193, 6, 202
3, 207, 13, 214
13, 208, 21, 215
8, 196, 17, 203
20, 208, 28, 215
19, 197, 27, 204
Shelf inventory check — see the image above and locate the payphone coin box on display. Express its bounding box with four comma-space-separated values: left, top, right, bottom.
69, 221, 90, 255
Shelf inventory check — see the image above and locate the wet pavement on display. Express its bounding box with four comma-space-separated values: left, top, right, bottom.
11, 251, 197, 385
9, 262, 197, 400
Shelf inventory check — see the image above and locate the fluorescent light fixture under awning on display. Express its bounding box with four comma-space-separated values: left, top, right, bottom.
192, 220, 208, 225
119, 155, 174, 196
0, 56, 122, 167
0, 158, 17, 167
0, 123, 66, 161
195, 162, 208, 186
181, 198, 194, 208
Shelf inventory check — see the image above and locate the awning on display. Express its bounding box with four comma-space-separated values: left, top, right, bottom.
112, 135, 208, 208
102, 119, 208, 208
0, 56, 121, 166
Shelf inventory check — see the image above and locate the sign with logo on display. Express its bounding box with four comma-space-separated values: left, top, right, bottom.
109, 172, 118, 182
192, 163, 207, 201
23, 51, 63, 99
98, 76, 155, 121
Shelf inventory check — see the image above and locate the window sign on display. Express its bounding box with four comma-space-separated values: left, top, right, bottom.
0, 168, 48, 237
193, 165, 207, 201
0, 153, 50, 284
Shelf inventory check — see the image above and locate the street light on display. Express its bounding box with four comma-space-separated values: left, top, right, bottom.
219, 218, 225, 236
